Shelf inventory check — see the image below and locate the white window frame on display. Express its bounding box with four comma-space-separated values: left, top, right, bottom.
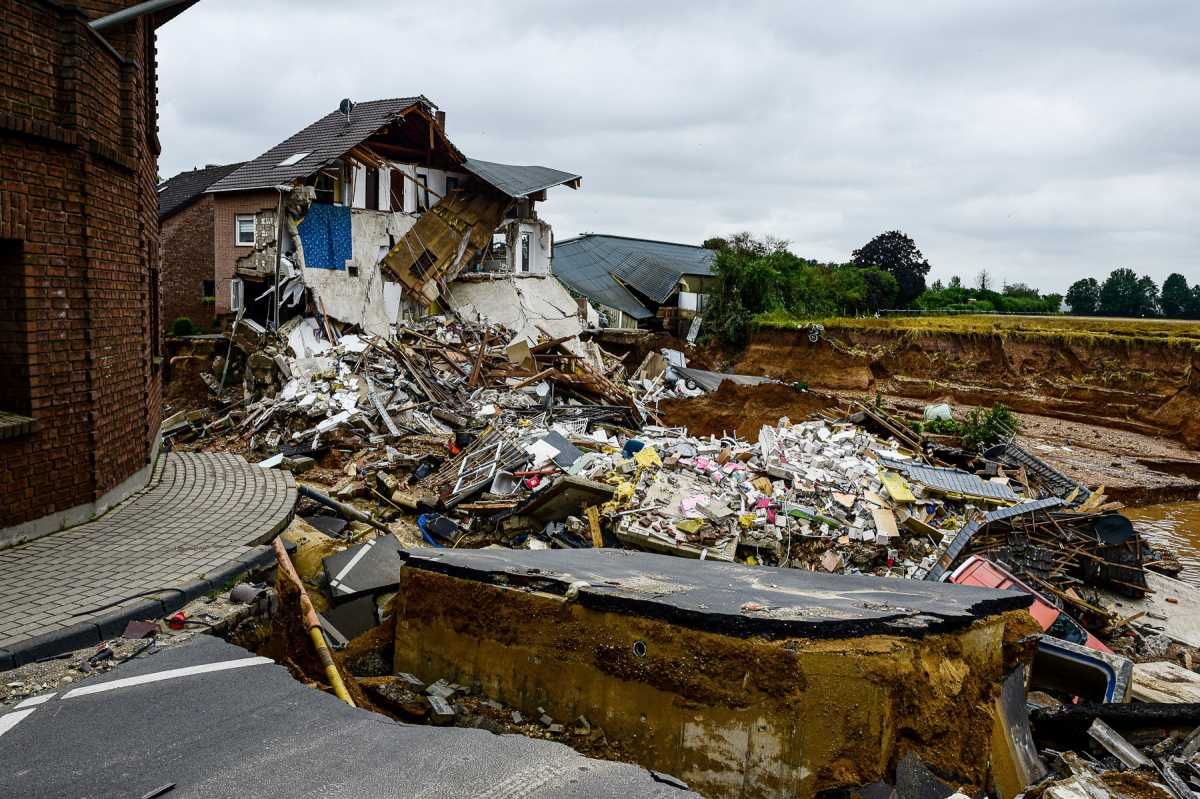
230, 278, 244, 312
235, 215, 256, 247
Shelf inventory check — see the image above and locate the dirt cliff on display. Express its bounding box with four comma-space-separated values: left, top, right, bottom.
734, 324, 1200, 448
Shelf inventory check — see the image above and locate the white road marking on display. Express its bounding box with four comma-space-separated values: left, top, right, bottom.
62, 656, 273, 699
0, 708, 37, 740
14, 693, 56, 709
332, 540, 374, 585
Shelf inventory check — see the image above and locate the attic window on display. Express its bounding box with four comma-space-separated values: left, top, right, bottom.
278, 152, 311, 167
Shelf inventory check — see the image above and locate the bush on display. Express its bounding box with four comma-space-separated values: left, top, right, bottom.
961, 403, 1019, 451
171, 317, 195, 336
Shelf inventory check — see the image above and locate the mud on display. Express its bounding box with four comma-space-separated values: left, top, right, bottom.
657, 382, 837, 442
391, 567, 1040, 799
587, 329, 722, 371
732, 325, 1200, 502
736, 325, 1200, 447
877, 394, 1200, 506
1122, 502, 1200, 586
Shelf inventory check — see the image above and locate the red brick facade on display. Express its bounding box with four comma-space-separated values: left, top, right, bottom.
213, 190, 277, 317
161, 194, 217, 331
0, 0, 178, 531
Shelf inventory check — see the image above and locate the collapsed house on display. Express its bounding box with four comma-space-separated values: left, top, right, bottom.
552, 235, 716, 334
159, 96, 583, 338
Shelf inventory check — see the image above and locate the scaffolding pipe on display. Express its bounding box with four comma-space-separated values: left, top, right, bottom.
272, 537, 355, 707
298, 485, 391, 533
89, 0, 194, 31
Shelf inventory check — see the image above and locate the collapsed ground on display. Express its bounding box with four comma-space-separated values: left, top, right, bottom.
145, 312, 1200, 798
728, 317, 1200, 504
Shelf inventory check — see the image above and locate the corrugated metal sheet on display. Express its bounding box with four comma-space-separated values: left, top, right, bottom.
552, 235, 715, 321
462, 159, 580, 199
877, 456, 1020, 502
925, 497, 1065, 581
207, 98, 425, 194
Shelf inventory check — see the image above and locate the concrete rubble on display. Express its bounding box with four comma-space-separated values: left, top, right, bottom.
151, 304, 1200, 799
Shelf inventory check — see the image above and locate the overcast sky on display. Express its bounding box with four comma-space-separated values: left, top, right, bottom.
157, 0, 1200, 292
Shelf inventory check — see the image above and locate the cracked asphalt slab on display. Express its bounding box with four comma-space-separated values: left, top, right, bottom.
0, 635, 695, 798
400, 546, 1034, 639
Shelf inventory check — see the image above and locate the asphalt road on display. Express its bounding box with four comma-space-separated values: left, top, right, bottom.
402, 546, 1032, 638
0, 635, 694, 798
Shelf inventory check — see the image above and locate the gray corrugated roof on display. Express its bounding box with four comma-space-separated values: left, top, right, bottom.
925, 497, 1064, 581
206, 98, 425, 194
157, 162, 244, 219
462, 158, 580, 199
877, 456, 1020, 502
552, 235, 715, 319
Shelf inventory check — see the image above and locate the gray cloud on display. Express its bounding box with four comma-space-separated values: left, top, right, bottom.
156, 0, 1200, 291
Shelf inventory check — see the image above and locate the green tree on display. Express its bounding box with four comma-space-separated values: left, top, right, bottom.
930, 278, 944, 291
851, 230, 931, 307
860, 267, 899, 310
948, 275, 963, 289
1099, 268, 1142, 316
1136, 275, 1161, 317
1066, 278, 1100, 315
1161, 273, 1190, 318
1189, 286, 1200, 320
702, 236, 729, 251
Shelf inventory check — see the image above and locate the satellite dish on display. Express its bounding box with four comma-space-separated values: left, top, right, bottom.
338, 98, 355, 122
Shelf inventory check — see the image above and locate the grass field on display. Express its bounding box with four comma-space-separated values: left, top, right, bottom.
756, 311, 1200, 346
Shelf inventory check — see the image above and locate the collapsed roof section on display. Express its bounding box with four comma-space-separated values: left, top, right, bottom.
462, 158, 581, 199
206, 96, 581, 305
552, 235, 716, 321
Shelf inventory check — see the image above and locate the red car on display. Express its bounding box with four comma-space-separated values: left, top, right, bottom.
949, 556, 1112, 653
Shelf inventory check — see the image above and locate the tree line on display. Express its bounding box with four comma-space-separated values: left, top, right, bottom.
703, 229, 1058, 344
1064, 270, 1200, 318
702, 230, 1193, 345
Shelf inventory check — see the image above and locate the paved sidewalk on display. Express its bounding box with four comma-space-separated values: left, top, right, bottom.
0, 452, 295, 667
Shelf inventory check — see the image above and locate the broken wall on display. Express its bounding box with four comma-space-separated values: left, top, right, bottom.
300, 209, 416, 337
447, 275, 585, 355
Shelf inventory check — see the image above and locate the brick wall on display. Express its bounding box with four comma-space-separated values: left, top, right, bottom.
0, 0, 169, 529
212, 190, 278, 317
161, 195, 217, 331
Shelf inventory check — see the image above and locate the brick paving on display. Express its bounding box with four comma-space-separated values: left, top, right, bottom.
0, 452, 295, 651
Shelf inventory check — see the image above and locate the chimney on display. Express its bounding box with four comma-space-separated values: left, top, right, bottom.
435, 110, 446, 131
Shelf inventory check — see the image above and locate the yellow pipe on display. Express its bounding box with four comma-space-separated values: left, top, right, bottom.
273, 537, 356, 707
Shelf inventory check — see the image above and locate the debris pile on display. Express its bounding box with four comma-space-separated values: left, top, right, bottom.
162, 308, 1200, 799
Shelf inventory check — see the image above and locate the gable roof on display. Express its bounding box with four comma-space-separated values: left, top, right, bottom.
552, 235, 715, 319
462, 158, 581, 199
157, 162, 245, 220
206, 97, 427, 194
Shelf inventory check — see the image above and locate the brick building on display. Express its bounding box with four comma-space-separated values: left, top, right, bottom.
158, 162, 243, 332
0, 0, 194, 539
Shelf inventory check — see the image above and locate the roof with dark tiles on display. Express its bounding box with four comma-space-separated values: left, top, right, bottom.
157, 162, 244, 219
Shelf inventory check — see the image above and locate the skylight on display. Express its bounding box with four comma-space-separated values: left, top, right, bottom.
278, 152, 311, 167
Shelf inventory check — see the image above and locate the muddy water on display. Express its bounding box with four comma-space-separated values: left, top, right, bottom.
1124, 502, 1200, 586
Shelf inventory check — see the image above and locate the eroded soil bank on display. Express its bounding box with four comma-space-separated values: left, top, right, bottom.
658, 381, 837, 441
731, 324, 1200, 504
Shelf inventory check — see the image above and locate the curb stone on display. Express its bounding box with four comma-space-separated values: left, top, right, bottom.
2, 545, 280, 670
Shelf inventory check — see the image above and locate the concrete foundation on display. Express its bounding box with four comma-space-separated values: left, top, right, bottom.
391, 548, 1039, 799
